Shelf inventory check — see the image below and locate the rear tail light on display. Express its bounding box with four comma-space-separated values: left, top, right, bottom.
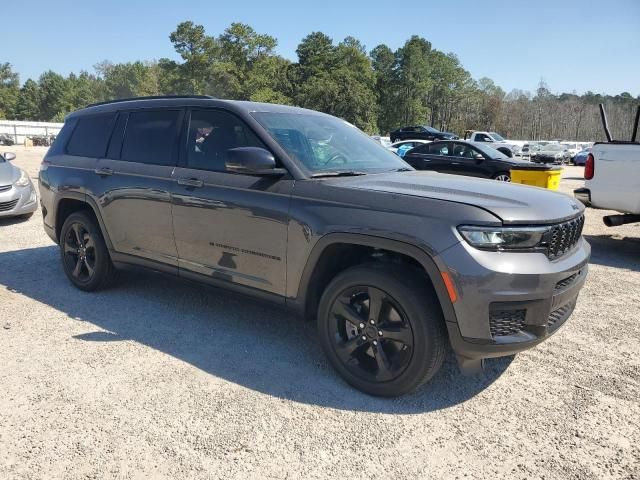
584, 153, 594, 179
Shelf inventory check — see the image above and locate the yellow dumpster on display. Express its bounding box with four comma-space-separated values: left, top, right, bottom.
510, 165, 562, 190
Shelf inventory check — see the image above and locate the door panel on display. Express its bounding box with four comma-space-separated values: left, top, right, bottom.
96, 109, 182, 265
171, 170, 292, 294
448, 143, 487, 177
171, 108, 291, 295
96, 159, 177, 264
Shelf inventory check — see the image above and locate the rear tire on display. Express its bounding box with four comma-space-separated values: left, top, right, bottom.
60, 211, 115, 291
317, 264, 447, 397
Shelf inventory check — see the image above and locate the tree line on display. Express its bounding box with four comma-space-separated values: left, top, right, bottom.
1, 21, 638, 141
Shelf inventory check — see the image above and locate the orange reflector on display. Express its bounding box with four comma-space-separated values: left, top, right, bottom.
440, 271, 458, 303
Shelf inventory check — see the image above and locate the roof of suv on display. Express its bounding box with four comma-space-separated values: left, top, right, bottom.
68, 96, 326, 119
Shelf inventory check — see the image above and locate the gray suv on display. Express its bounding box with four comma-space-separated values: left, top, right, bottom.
39, 96, 590, 396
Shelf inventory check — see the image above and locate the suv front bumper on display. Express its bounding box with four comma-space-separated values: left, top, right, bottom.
437, 237, 590, 363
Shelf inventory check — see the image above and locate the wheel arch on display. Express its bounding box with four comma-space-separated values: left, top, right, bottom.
290, 233, 458, 326
55, 193, 113, 250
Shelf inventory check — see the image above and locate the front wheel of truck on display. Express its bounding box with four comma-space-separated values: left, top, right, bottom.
317, 264, 447, 397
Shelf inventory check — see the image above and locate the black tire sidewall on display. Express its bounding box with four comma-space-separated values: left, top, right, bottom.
59, 211, 112, 291
317, 265, 446, 397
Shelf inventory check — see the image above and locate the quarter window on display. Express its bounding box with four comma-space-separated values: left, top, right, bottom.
121, 110, 181, 166
66, 113, 116, 158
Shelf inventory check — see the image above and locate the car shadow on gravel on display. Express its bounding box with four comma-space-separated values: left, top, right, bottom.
0, 215, 32, 227
585, 234, 640, 272
0, 245, 511, 414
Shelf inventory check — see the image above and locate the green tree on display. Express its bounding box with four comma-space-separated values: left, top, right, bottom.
14, 79, 41, 120
38, 71, 70, 121
0, 63, 20, 119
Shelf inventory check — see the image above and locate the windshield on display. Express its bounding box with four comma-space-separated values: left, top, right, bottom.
424, 126, 440, 134
545, 144, 565, 152
471, 142, 509, 159
252, 112, 410, 174
488, 132, 505, 141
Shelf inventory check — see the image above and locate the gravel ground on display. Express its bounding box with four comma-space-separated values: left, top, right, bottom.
1, 147, 638, 479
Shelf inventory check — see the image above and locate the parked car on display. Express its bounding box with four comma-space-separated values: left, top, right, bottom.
572, 148, 590, 166
388, 139, 431, 157
464, 131, 522, 158
575, 104, 640, 227
533, 144, 571, 164
371, 135, 392, 148
0, 151, 38, 218
561, 142, 582, 160
520, 142, 543, 160
390, 125, 458, 143
0, 133, 15, 146
40, 96, 589, 397
403, 140, 545, 181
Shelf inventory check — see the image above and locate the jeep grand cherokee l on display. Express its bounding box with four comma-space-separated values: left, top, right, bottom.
39, 96, 590, 397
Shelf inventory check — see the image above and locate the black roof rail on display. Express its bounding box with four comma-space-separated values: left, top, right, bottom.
86, 95, 217, 108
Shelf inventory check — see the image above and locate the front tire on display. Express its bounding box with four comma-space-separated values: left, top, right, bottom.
317, 264, 447, 397
60, 211, 115, 291
493, 172, 511, 182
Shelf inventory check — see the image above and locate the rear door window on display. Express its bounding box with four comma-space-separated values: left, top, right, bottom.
121, 110, 181, 166
66, 113, 116, 157
429, 142, 449, 155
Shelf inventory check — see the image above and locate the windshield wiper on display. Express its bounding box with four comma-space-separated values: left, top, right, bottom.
310, 171, 367, 178
392, 167, 413, 172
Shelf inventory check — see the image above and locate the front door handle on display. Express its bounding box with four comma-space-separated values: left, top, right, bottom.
94, 167, 114, 176
177, 177, 204, 188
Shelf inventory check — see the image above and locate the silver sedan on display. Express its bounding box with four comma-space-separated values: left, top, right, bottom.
0, 152, 38, 218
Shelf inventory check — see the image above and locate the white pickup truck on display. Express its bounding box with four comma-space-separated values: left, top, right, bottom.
574, 105, 640, 227
464, 130, 523, 157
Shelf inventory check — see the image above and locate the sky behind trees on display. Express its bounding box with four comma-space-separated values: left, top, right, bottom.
5, 0, 640, 96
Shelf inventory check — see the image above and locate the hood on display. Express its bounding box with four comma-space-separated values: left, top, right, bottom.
332, 171, 583, 224
0, 161, 18, 186
537, 148, 564, 156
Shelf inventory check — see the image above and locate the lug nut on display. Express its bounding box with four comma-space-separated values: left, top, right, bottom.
361, 335, 367, 341
378, 330, 383, 336
359, 323, 365, 329
372, 340, 378, 346
370, 319, 375, 325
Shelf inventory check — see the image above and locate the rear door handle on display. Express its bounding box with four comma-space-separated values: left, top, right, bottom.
177, 177, 204, 188
94, 167, 113, 176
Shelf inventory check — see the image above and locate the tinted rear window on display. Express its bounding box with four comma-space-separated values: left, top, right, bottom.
66, 114, 116, 157
121, 110, 181, 166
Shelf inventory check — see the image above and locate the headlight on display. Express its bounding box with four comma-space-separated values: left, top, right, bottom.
458, 225, 548, 250
14, 170, 31, 187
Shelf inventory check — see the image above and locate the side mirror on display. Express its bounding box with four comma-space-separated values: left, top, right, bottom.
474, 153, 484, 161
225, 147, 287, 176
2, 152, 16, 161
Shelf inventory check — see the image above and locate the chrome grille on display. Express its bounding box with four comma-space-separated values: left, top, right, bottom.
0, 184, 11, 192
545, 215, 585, 260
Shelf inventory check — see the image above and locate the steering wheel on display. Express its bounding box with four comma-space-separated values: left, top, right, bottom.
322, 152, 349, 167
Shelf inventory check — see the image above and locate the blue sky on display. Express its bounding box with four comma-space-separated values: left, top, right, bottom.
6, 0, 640, 96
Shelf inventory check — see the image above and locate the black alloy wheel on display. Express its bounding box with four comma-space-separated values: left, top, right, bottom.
328, 285, 414, 383
63, 222, 97, 283
60, 211, 115, 291
318, 264, 447, 396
